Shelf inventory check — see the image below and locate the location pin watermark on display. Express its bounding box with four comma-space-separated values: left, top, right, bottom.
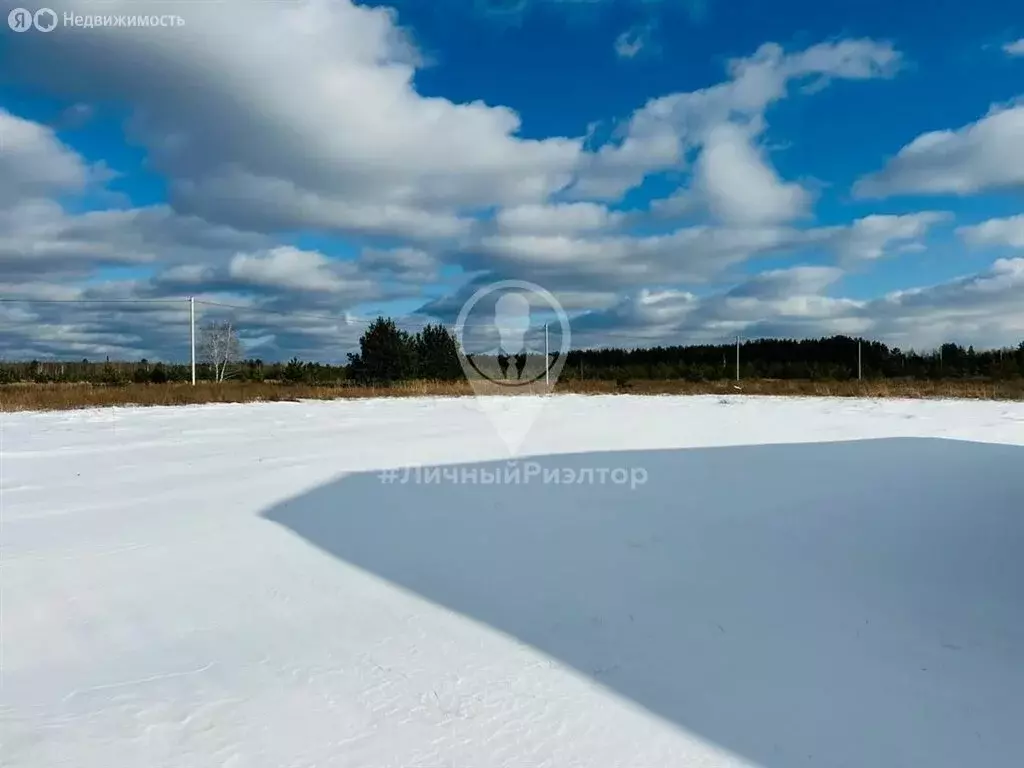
454, 280, 570, 455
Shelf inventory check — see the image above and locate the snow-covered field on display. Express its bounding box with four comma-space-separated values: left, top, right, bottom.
3, 394, 1024, 767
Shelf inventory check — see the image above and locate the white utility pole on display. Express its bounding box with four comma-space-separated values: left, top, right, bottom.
189, 296, 196, 385
735, 336, 740, 382
544, 323, 550, 387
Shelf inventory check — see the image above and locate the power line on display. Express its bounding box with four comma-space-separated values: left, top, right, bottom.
0, 298, 183, 304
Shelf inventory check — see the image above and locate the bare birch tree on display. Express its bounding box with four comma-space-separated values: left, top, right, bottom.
199, 320, 242, 382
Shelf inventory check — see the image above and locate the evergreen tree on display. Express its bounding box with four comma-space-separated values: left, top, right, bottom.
415, 323, 462, 381
283, 357, 306, 384
347, 317, 417, 384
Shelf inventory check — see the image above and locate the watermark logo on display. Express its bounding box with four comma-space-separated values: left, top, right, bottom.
8, 8, 52, 32
379, 462, 649, 490
34, 7, 57, 31
8, 8, 185, 32
454, 279, 570, 455
8, 8, 31, 32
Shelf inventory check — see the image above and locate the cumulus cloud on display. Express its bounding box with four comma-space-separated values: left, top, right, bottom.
0, 110, 420, 360
0, 108, 99, 206
0, 234, 432, 361
0, 200, 266, 281
854, 101, 1024, 198
459, 209, 946, 294
360, 247, 440, 282
465, 224, 808, 291
495, 203, 625, 235
229, 247, 357, 294
957, 215, 1024, 249
9, 0, 583, 242
575, 273, 862, 350
566, 258, 1024, 351
1003, 39, 1024, 57
727, 266, 845, 298
693, 123, 812, 225
172, 170, 474, 242
866, 258, 1024, 348
5, 4, 1014, 359
825, 212, 952, 263
4, 4, 901, 251
572, 39, 900, 200
0, 291, 374, 363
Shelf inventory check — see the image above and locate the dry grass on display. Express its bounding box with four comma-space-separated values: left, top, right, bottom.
0, 381, 468, 412
563, 378, 1024, 399
3, 377, 1024, 412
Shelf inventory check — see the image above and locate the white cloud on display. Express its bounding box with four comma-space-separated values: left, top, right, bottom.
360, 247, 439, 281
6, 4, 903, 254
159, 264, 216, 285
572, 39, 900, 200
463, 209, 947, 294
0, 106, 977, 360
445, 205, 952, 303
694, 123, 812, 225
867, 258, 1024, 348
570, 264, 862, 347
1003, 39, 1024, 57
229, 247, 354, 293
783, 38, 902, 83
13, 0, 584, 240
495, 203, 625, 235
649, 188, 702, 219
854, 101, 1024, 197
471, 224, 806, 288
957, 215, 1024, 248
172, 170, 474, 242
0, 200, 266, 280
567, 257, 1024, 351
0, 108, 95, 206
827, 212, 952, 263
728, 265, 845, 298
614, 22, 656, 59
9, 12, 1017, 358
594, 289, 700, 330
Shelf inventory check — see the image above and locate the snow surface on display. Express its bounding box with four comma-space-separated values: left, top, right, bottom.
2, 394, 1024, 767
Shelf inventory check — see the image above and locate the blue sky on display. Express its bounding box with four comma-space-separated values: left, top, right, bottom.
1, 0, 1023, 361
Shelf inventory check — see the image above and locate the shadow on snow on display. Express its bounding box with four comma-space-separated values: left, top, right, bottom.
263, 438, 1024, 767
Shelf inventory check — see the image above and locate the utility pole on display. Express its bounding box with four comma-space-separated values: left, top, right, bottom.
189, 296, 196, 386
735, 335, 740, 382
858, 340, 862, 381
544, 323, 550, 387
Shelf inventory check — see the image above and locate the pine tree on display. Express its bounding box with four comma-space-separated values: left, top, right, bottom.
415, 324, 462, 381
348, 317, 417, 384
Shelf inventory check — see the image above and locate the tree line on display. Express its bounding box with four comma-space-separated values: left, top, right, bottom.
3, 316, 1024, 385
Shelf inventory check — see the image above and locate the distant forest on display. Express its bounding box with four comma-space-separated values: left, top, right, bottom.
3, 316, 1024, 386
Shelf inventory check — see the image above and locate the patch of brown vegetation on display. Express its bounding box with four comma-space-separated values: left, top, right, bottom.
3, 377, 1023, 413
